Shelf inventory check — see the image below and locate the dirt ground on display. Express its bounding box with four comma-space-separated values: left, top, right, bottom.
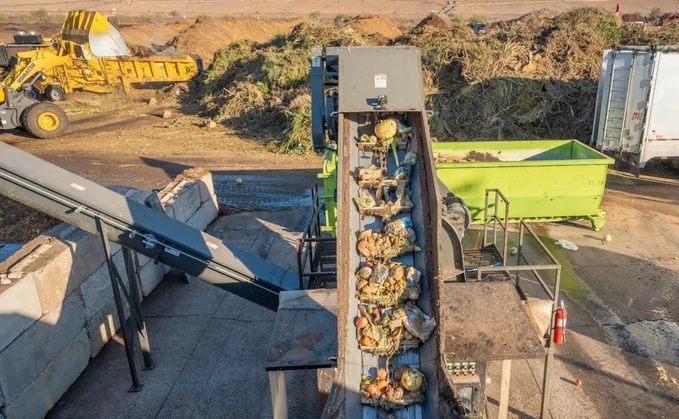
4, 0, 679, 21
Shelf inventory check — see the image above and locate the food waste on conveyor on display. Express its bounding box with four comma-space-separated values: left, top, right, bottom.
352, 116, 434, 413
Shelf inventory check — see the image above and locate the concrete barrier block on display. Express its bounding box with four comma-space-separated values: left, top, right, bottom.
79, 250, 127, 320
13, 228, 120, 315
186, 199, 219, 232
3, 328, 89, 419
161, 180, 201, 223
9, 243, 72, 315
196, 173, 216, 204
125, 188, 153, 204
85, 295, 130, 358
139, 259, 167, 297
0, 292, 85, 403
0, 274, 42, 353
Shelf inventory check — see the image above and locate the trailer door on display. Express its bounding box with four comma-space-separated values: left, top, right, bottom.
595, 50, 652, 154
640, 51, 679, 166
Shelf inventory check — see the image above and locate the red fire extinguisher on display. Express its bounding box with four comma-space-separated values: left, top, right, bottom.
553, 300, 567, 345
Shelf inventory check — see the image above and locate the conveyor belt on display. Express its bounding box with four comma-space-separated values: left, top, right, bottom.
0, 142, 297, 311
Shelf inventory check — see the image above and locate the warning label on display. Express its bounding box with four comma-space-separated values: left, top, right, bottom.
374, 74, 387, 88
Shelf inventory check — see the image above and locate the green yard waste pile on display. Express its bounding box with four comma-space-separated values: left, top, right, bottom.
193, 9, 679, 153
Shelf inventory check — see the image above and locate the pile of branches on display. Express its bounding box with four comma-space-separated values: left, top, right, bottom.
195, 8, 679, 152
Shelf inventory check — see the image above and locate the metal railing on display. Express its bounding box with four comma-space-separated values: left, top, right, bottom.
296, 186, 337, 290
476, 189, 561, 418
483, 188, 510, 264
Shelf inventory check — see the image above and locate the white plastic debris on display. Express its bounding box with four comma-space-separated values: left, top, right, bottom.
555, 239, 578, 251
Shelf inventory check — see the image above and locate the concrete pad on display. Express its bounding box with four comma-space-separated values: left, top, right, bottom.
211, 229, 260, 252
0, 292, 85, 403
153, 317, 239, 419
4, 329, 89, 419
143, 275, 225, 317
46, 210, 312, 419
0, 274, 42, 353
207, 211, 272, 231
47, 315, 213, 419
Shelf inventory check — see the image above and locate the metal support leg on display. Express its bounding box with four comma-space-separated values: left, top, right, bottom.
123, 248, 155, 370
95, 217, 143, 392
268, 370, 288, 419
498, 359, 512, 419
540, 345, 554, 418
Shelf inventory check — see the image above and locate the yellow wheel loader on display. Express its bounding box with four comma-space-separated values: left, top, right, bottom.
0, 47, 69, 138
2, 11, 201, 101
0, 86, 69, 139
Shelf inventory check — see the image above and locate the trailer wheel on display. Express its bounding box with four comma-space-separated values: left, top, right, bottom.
174, 83, 189, 96
45, 85, 67, 102
21, 102, 69, 139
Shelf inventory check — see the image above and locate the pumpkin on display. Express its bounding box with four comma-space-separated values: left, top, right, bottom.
374, 119, 397, 140
400, 368, 425, 392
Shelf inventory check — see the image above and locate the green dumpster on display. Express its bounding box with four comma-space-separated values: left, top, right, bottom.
433, 140, 614, 231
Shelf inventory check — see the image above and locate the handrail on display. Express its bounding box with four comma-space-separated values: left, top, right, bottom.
483, 188, 510, 263
297, 186, 337, 289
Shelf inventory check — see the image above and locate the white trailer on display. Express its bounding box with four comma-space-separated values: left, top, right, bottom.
592, 46, 679, 173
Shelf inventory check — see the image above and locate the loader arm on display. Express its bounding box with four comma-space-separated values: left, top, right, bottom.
2, 49, 71, 91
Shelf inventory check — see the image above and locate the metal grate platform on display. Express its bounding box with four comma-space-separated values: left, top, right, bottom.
308, 240, 337, 289
463, 245, 511, 282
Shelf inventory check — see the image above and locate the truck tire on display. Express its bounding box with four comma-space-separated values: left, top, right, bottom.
20, 102, 69, 139
45, 85, 67, 102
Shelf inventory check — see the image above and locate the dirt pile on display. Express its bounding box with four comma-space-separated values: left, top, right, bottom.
120, 21, 192, 51
163, 17, 302, 65
344, 14, 402, 39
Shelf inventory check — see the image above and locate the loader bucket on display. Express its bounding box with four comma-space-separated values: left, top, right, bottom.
61, 10, 130, 57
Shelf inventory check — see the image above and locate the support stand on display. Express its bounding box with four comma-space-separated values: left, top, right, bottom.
95, 217, 155, 392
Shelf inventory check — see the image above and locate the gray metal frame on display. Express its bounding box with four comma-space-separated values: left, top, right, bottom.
477, 189, 561, 418
96, 219, 155, 391
296, 187, 337, 290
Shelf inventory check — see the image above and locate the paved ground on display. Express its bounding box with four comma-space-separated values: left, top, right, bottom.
46, 210, 320, 419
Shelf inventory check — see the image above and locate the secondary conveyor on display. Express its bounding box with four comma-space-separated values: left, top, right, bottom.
0, 141, 298, 311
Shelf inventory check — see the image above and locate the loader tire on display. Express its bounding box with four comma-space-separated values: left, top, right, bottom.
45, 85, 67, 102
21, 102, 69, 139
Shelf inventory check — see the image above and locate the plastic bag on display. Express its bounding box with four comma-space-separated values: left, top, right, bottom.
405, 267, 420, 286
555, 239, 578, 251
402, 304, 436, 342
401, 152, 417, 167
372, 263, 389, 283
393, 164, 412, 181
385, 217, 413, 235
389, 118, 411, 134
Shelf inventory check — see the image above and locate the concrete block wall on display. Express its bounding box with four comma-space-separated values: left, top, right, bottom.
0, 173, 219, 419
